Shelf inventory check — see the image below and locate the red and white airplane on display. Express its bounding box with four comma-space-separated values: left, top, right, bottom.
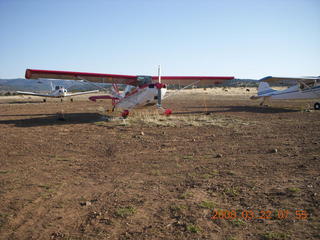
25, 67, 234, 117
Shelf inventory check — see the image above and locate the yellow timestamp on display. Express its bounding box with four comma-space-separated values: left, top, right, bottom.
211, 209, 308, 221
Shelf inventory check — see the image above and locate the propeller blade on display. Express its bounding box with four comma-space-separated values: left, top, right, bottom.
157, 88, 162, 107
157, 65, 162, 107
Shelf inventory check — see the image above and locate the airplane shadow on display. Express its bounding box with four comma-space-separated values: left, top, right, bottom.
175, 105, 299, 114
0, 101, 44, 104
0, 113, 104, 127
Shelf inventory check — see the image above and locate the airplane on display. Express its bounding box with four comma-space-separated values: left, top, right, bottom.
16, 81, 99, 102
251, 76, 320, 110
25, 67, 234, 117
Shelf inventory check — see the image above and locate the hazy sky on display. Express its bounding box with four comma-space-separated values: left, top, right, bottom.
0, 0, 319, 79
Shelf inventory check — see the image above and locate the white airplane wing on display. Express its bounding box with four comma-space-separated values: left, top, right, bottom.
16, 91, 50, 97
260, 76, 319, 85
65, 90, 99, 97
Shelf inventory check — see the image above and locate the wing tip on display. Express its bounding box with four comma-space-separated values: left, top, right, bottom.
259, 76, 273, 81
25, 69, 32, 79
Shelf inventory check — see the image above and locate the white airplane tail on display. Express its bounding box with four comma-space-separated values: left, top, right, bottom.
257, 82, 274, 96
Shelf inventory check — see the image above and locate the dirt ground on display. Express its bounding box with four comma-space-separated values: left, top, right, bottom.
0, 88, 319, 240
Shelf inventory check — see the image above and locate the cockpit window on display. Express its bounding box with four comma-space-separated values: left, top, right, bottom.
137, 76, 152, 86
299, 83, 305, 90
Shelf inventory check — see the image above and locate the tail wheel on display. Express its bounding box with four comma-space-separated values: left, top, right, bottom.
314, 102, 320, 110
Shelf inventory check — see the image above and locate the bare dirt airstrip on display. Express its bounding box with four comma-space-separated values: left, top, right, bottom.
0, 88, 319, 240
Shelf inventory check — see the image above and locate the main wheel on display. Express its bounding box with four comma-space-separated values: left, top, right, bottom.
314, 102, 320, 110
121, 110, 129, 119
43, 99, 46, 103
70, 98, 73, 102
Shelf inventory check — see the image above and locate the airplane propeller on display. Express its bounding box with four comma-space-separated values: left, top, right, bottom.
157, 65, 162, 107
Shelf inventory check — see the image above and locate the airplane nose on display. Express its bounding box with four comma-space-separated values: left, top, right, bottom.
155, 83, 166, 89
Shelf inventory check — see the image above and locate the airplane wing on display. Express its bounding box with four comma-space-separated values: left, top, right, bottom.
151, 76, 234, 86
16, 91, 50, 97
25, 69, 138, 86
26, 69, 234, 87
65, 90, 99, 97
260, 76, 319, 85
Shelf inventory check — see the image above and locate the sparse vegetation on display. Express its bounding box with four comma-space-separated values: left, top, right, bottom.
186, 224, 201, 233
199, 200, 215, 210
170, 204, 187, 213
96, 111, 254, 128
288, 187, 301, 193
38, 184, 50, 190
230, 219, 246, 226
178, 191, 193, 199
115, 206, 136, 218
224, 187, 239, 197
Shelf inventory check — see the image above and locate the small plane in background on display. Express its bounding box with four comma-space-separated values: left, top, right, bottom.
251, 76, 320, 110
16, 81, 99, 102
25, 67, 234, 116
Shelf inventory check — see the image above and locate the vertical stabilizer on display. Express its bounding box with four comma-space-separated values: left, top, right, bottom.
258, 82, 274, 96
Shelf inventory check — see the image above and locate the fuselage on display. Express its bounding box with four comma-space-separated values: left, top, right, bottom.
51, 86, 68, 97
115, 83, 167, 109
259, 81, 320, 100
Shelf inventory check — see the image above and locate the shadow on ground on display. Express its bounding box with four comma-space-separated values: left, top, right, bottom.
181, 105, 300, 114
0, 113, 104, 127
0, 100, 44, 104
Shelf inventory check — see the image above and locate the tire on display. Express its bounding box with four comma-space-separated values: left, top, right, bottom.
314, 102, 320, 110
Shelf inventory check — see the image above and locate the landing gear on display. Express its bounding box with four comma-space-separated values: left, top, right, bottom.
121, 110, 129, 119
70, 98, 73, 102
164, 109, 172, 116
43, 99, 46, 103
60, 98, 63, 102
259, 97, 270, 107
314, 102, 320, 110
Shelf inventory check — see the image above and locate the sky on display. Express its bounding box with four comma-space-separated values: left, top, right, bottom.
0, 0, 319, 79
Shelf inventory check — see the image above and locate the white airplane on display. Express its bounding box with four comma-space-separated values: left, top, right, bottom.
16, 81, 99, 102
25, 67, 234, 117
251, 76, 320, 110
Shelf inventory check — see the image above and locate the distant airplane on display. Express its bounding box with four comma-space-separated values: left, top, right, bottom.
16, 81, 99, 102
251, 76, 320, 110
25, 67, 234, 116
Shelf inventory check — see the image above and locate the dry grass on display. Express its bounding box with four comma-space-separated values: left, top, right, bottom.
106, 111, 254, 128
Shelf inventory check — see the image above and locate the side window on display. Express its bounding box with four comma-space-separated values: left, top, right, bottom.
299, 83, 305, 90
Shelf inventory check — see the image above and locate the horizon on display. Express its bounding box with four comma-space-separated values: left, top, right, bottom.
0, 0, 319, 79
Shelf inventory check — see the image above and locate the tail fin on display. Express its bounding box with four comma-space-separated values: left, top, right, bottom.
257, 82, 274, 96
